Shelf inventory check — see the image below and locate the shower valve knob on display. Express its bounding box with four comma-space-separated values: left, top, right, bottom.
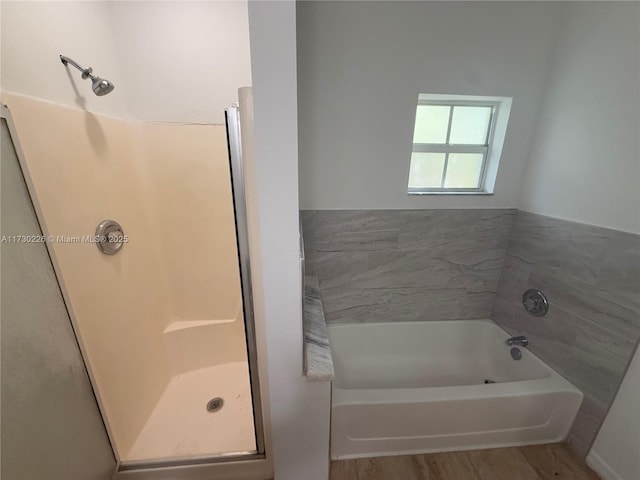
95, 219, 125, 255
522, 289, 549, 316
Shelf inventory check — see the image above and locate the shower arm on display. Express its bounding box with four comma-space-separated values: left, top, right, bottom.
60, 55, 95, 80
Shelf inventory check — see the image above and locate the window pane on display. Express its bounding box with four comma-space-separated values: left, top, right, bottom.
412, 105, 450, 144
408, 152, 445, 188
449, 106, 492, 145
444, 153, 484, 188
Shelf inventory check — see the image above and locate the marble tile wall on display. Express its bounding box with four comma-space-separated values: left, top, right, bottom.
302, 209, 639, 457
491, 211, 640, 457
301, 209, 515, 324
303, 276, 335, 381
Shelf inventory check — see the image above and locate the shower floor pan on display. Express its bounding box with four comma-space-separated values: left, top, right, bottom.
122, 361, 256, 464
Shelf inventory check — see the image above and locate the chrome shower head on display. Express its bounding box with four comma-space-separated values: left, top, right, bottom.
60, 55, 115, 97
91, 77, 115, 96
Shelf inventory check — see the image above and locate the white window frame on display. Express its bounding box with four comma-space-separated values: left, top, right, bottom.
408, 93, 512, 195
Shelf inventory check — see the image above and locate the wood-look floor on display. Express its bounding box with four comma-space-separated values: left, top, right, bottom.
330, 444, 601, 480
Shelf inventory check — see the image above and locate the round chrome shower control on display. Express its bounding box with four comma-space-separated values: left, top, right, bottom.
522, 289, 549, 316
95, 220, 125, 255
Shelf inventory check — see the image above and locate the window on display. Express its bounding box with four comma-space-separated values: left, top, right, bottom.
408, 94, 512, 194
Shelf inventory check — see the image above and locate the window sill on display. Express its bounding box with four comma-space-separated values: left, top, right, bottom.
407, 191, 495, 196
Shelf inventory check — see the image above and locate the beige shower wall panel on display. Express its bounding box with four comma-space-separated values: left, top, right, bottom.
3, 92, 172, 457
136, 123, 242, 323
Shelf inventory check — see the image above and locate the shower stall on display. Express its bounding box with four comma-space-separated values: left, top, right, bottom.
1, 81, 269, 478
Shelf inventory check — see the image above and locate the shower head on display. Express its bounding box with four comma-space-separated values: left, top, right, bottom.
60, 55, 115, 96
90, 77, 115, 96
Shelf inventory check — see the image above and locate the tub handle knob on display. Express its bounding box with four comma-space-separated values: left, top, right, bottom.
522, 289, 549, 316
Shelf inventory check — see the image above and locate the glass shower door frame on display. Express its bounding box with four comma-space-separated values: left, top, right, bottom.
1, 103, 119, 480
115, 104, 268, 477
225, 104, 266, 458
3, 101, 268, 479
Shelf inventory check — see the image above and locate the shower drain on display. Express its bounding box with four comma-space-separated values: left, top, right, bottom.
206, 397, 224, 413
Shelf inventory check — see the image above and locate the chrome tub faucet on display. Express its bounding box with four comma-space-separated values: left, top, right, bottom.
506, 335, 529, 347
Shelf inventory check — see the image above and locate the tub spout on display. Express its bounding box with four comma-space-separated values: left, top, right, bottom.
506, 335, 528, 347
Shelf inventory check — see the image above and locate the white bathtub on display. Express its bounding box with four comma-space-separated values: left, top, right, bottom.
328, 319, 583, 460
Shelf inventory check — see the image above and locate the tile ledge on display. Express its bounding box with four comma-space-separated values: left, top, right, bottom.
303, 276, 334, 382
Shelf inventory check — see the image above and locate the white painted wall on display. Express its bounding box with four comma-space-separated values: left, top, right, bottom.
588, 345, 640, 480
518, 2, 640, 234
1, 1, 129, 118
297, 1, 562, 210
248, 2, 331, 479
107, 1, 251, 124
1, 1, 251, 124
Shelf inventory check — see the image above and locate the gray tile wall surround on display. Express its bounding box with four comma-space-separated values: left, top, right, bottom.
491, 210, 640, 458
301, 209, 515, 324
302, 208, 640, 458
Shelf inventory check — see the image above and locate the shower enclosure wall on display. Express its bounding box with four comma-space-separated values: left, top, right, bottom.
1, 89, 266, 475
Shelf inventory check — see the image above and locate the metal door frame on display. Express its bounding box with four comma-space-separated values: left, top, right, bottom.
225, 104, 266, 457
1, 103, 120, 476
114, 104, 268, 477
2, 102, 268, 479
